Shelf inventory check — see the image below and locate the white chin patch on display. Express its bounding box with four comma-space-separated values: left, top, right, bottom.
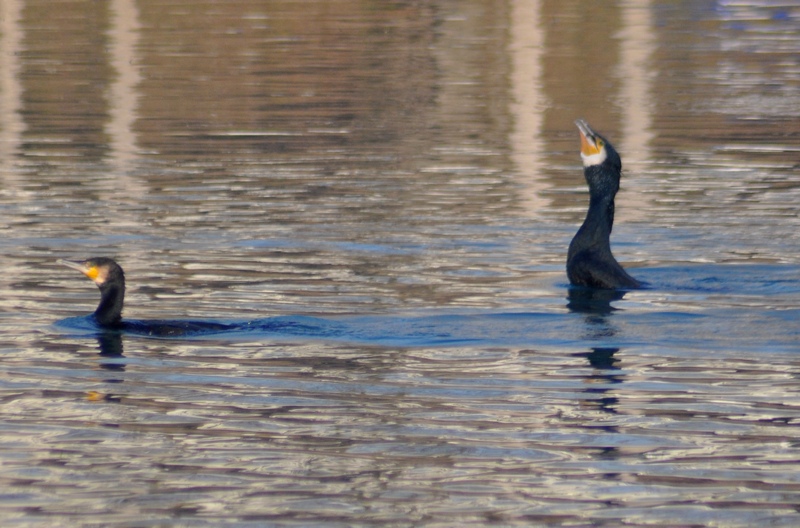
93, 268, 109, 286
581, 148, 607, 167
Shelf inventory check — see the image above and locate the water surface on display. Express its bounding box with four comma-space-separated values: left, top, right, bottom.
1, 0, 799, 526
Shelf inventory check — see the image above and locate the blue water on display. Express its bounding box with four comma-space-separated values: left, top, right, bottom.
55, 263, 799, 351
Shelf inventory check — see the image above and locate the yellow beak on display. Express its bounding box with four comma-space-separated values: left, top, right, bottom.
575, 119, 601, 156
58, 259, 100, 281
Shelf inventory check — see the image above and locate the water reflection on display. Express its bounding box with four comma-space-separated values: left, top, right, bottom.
96, 331, 124, 359
1, 0, 799, 526
567, 288, 626, 421
578, 347, 623, 415
95, 332, 127, 383
0, 0, 24, 179
106, 0, 142, 175
509, 0, 546, 217
617, 0, 656, 170
566, 287, 627, 313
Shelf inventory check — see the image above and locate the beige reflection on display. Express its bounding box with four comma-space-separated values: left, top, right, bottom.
106, 0, 146, 194
509, 0, 546, 218
0, 0, 24, 181
616, 0, 655, 221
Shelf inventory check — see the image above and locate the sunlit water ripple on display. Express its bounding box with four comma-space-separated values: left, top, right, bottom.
0, 1, 798, 526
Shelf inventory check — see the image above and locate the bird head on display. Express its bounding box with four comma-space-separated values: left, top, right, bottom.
575, 119, 622, 197
575, 119, 621, 173
58, 257, 124, 288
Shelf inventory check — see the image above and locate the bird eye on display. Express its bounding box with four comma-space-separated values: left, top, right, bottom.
597, 138, 605, 148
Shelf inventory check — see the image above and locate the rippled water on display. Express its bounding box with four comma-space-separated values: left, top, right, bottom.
1, 0, 799, 526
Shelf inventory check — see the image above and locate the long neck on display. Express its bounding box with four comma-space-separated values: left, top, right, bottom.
570, 193, 615, 257
95, 282, 124, 327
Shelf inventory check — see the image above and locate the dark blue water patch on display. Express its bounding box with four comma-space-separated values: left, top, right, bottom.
53, 307, 797, 354
54, 311, 586, 348
338, 312, 575, 347
54, 314, 349, 340
632, 263, 800, 296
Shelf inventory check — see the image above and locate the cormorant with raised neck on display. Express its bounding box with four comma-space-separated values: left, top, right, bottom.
567, 119, 641, 290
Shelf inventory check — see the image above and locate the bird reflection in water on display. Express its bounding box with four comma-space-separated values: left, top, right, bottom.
567, 286, 626, 340
567, 287, 626, 408
577, 347, 623, 415
572, 344, 627, 465
97, 330, 124, 360
80, 331, 127, 403
566, 287, 626, 316
567, 287, 628, 463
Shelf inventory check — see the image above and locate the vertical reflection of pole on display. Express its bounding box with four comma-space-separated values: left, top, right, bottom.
105, 0, 148, 239
509, 0, 546, 218
107, 0, 143, 182
0, 0, 24, 183
617, 0, 655, 221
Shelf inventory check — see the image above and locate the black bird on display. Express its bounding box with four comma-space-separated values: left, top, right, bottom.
567, 119, 641, 290
58, 257, 235, 336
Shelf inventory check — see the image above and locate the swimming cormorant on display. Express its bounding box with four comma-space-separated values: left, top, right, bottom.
567, 119, 641, 290
58, 257, 235, 336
